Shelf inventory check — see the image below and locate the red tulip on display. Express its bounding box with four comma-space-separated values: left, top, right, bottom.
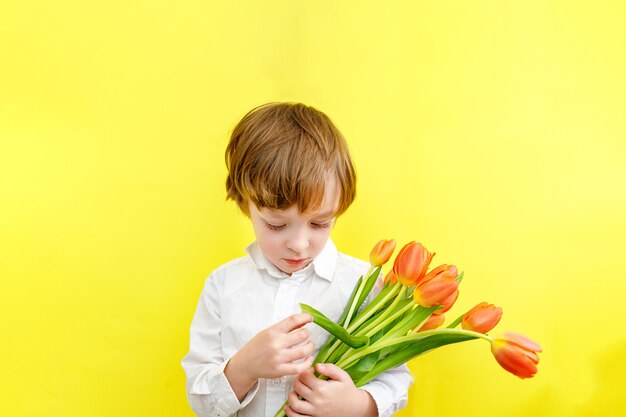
417, 313, 445, 332
392, 242, 435, 286
369, 239, 397, 267
412, 264, 459, 308
491, 332, 542, 379
461, 302, 503, 334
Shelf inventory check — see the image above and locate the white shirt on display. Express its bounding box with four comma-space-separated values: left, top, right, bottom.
181, 238, 413, 417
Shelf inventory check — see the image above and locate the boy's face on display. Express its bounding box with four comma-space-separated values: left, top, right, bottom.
248, 179, 340, 275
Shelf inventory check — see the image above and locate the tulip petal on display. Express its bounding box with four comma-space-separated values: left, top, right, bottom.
503, 332, 542, 353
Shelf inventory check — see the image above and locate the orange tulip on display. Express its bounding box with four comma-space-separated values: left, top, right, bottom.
392, 242, 435, 286
369, 239, 397, 267
413, 275, 459, 308
491, 332, 542, 379
461, 302, 503, 334
417, 313, 445, 332
422, 264, 458, 282
412, 264, 459, 308
433, 288, 459, 315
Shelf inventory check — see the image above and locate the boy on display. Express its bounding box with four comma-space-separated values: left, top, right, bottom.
181, 103, 412, 417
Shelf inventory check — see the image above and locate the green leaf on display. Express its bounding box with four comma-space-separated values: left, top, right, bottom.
300, 304, 370, 348
316, 275, 365, 360
386, 305, 438, 339
346, 350, 380, 380
354, 332, 480, 386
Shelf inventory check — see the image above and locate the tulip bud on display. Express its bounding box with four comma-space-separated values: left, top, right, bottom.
422, 264, 458, 282
417, 314, 445, 332
491, 332, 542, 379
392, 242, 435, 287
413, 275, 459, 308
412, 264, 459, 308
461, 302, 503, 334
369, 239, 397, 267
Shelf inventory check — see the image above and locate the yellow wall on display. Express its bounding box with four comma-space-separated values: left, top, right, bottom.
1, 1, 624, 416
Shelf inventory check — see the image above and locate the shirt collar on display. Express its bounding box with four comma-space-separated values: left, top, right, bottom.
244, 238, 337, 282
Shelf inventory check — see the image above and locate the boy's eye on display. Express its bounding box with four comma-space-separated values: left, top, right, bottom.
312, 221, 332, 229
265, 222, 286, 231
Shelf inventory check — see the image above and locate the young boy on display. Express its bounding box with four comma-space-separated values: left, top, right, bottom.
181, 103, 412, 417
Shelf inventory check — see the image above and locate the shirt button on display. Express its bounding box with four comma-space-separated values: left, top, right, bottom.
272, 378, 281, 386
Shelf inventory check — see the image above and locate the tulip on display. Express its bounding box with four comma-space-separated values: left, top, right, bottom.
461, 302, 502, 334
433, 288, 459, 315
369, 239, 397, 267
423, 264, 458, 282
413, 275, 459, 308
392, 242, 435, 287
417, 313, 445, 332
412, 264, 459, 308
491, 332, 542, 379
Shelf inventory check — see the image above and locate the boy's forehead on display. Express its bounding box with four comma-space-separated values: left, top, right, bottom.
261, 176, 341, 218
264, 206, 337, 218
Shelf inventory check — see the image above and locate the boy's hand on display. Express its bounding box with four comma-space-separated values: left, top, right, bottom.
285, 364, 378, 417
234, 313, 316, 382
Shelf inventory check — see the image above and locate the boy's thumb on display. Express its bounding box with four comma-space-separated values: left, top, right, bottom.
315, 363, 349, 382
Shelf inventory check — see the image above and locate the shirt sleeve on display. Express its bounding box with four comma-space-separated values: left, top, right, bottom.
359, 363, 413, 417
181, 273, 260, 417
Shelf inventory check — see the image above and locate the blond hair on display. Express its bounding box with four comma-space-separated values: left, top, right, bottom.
225, 102, 356, 216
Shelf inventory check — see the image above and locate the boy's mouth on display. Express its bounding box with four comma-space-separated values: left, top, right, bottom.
284, 258, 308, 266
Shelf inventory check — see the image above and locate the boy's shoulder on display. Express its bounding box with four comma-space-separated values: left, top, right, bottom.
204, 254, 255, 285
336, 251, 370, 269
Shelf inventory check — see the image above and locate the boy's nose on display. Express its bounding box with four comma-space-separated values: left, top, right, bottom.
287, 231, 309, 253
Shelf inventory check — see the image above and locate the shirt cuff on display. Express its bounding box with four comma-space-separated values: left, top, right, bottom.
190, 356, 260, 416
359, 381, 393, 417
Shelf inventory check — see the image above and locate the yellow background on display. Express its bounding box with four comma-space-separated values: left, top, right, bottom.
1, 1, 625, 416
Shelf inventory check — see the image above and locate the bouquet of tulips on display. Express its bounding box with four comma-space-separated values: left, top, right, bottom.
274, 240, 542, 417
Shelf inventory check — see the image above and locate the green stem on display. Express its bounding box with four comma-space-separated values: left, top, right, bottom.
356, 286, 408, 336
316, 281, 402, 364
338, 299, 414, 364
337, 328, 493, 369
363, 298, 413, 336
346, 281, 402, 332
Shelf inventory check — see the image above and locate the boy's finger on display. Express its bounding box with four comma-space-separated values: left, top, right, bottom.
315, 363, 351, 382
285, 327, 310, 348
298, 365, 324, 390
292, 374, 314, 400
276, 313, 313, 332
284, 339, 315, 362
289, 355, 314, 376
287, 390, 315, 416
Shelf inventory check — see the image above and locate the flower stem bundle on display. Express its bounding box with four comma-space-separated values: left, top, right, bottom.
273, 240, 541, 417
